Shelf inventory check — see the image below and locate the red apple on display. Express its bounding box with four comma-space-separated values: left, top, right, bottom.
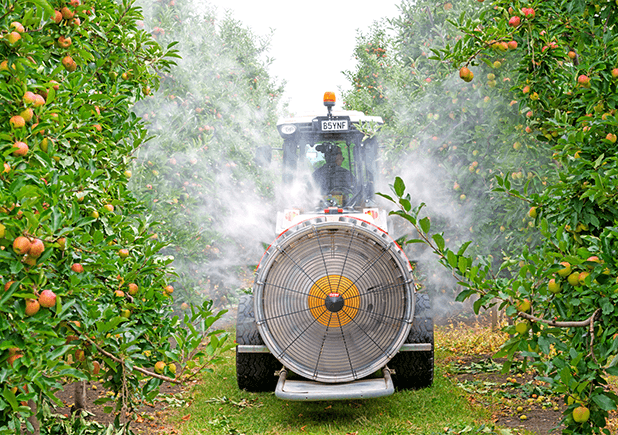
28, 238, 44, 258
13, 236, 32, 255
25, 298, 40, 316
23, 91, 37, 105
39, 289, 56, 308
10, 22, 25, 33
509, 16, 521, 27
10, 116, 26, 128
508, 40, 518, 50
53, 10, 63, 23
8, 353, 23, 367
118, 248, 129, 259
57, 35, 72, 48
577, 74, 591, 88
61, 6, 74, 19
7, 32, 21, 44
62, 56, 77, 72
612, 68, 618, 79
71, 263, 84, 273
20, 108, 33, 122
128, 283, 139, 295
459, 66, 474, 82
12, 142, 28, 157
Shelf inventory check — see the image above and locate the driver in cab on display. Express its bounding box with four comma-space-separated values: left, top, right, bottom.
312, 145, 354, 196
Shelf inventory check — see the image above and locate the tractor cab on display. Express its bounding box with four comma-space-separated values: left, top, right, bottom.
272, 92, 386, 233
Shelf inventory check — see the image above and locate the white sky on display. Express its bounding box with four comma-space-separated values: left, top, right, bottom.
209, 0, 402, 115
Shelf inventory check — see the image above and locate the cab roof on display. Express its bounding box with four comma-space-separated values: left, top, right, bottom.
277, 110, 383, 127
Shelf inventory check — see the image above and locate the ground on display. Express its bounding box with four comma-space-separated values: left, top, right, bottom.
49, 315, 618, 435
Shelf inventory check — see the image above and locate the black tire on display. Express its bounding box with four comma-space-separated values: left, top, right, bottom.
389, 292, 434, 390
236, 294, 280, 392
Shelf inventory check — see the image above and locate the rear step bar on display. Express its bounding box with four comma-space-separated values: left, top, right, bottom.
274, 367, 394, 401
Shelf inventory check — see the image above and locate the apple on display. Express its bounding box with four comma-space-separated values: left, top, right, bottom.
25, 298, 40, 316
0, 223, 4, 238
567, 272, 580, 286
20, 108, 33, 122
34, 94, 45, 107
74, 349, 85, 362
53, 10, 63, 23
7, 32, 21, 44
164, 285, 174, 295
92, 360, 101, 375
91, 210, 99, 219
57, 237, 66, 250
548, 279, 561, 294
573, 405, 590, 423
61, 6, 75, 19
154, 361, 166, 374
459, 66, 474, 82
557, 261, 572, 277
509, 16, 521, 27
39, 289, 56, 308
516, 298, 531, 313
10, 22, 25, 33
124, 170, 132, 178
62, 56, 77, 72
118, 248, 129, 259
577, 75, 591, 88
515, 321, 529, 334
28, 238, 44, 258
606, 133, 617, 143
578, 271, 590, 285
528, 207, 537, 218
128, 283, 139, 295
508, 40, 518, 50
23, 91, 37, 105
522, 7, 535, 18
12, 141, 28, 157
10, 116, 25, 128
13, 236, 32, 255
103, 204, 114, 213
120, 308, 131, 318
8, 353, 23, 367
71, 263, 84, 273
180, 302, 189, 310
168, 363, 177, 374
58, 35, 72, 48
114, 290, 125, 298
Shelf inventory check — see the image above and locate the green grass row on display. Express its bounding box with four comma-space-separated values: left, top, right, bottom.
166, 349, 496, 435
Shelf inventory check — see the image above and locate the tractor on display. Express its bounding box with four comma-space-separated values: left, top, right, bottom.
235, 92, 433, 400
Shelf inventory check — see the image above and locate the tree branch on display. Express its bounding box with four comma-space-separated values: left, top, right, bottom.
517, 309, 600, 328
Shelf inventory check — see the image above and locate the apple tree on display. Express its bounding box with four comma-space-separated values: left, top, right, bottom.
349, 0, 618, 432
343, 0, 553, 311
131, 0, 283, 309
0, 0, 231, 433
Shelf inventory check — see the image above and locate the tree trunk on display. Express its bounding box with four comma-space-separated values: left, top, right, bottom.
73, 381, 87, 414
24, 399, 39, 435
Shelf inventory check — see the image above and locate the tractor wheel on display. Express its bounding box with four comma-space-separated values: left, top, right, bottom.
236, 294, 280, 392
389, 292, 434, 390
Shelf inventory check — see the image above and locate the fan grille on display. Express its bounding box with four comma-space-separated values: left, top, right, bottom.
254, 217, 414, 383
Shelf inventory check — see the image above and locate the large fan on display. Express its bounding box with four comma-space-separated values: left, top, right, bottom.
254, 216, 415, 383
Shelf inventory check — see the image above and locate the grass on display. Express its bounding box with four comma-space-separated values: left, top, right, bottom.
159, 322, 517, 435
169, 354, 491, 435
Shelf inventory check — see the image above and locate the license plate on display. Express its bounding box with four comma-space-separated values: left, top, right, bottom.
321, 119, 348, 131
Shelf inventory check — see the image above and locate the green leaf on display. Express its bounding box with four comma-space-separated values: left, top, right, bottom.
419, 217, 430, 234
592, 393, 617, 411
393, 177, 405, 197
432, 233, 445, 251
